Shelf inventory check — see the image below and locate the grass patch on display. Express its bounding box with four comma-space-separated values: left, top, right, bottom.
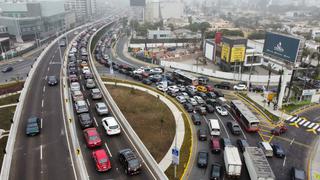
0, 81, 24, 96
0, 94, 20, 106
238, 93, 280, 122
282, 101, 312, 113
107, 85, 175, 162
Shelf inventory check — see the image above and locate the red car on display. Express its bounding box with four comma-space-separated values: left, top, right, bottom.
83, 128, 102, 148
92, 149, 111, 172
205, 85, 214, 92
271, 126, 288, 136
210, 137, 221, 153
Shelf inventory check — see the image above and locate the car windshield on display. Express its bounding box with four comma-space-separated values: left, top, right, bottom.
199, 152, 207, 158
99, 158, 108, 164
128, 159, 140, 168
99, 106, 107, 110
212, 166, 220, 176
109, 125, 119, 130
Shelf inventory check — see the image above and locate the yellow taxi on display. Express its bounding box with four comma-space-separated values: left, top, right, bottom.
196, 85, 208, 93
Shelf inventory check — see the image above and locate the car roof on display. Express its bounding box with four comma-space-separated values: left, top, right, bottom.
94, 149, 107, 159
91, 88, 100, 93
76, 100, 86, 105
103, 117, 118, 126
84, 128, 98, 136
96, 102, 106, 107
28, 117, 38, 123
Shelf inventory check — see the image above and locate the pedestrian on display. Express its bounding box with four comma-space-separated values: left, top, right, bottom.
267, 101, 270, 106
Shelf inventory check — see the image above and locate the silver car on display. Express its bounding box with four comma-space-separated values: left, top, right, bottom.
95, 102, 108, 115
75, 100, 88, 114
86, 79, 96, 89
91, 88, 102, 100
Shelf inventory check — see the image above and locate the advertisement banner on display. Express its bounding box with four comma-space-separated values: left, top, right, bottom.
221, 43, 230, 62
230, 46, 246, 62
263, 32, 300, 63
205, 42, 216, 61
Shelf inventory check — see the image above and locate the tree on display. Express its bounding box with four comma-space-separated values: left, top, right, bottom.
199, 22, 211, 49
220, 29, 244, 37
248, 31, 265, 39
315, 37, 320, 43
205, 31, 216, 39
189, 23, 199, 32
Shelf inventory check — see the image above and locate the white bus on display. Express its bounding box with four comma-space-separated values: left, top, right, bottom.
209, 119, 220, 136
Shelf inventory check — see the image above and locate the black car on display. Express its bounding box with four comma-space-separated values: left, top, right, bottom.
2, 66, 13, 73
119, 148, 142, 175
142, 78, 152, 85
227, 122, 241, 135
206, 92, 217, 99
167, 90, 178, 97
213, 90, 224, 97
237, 139, 249, 152
78, 113, 93, 129
183, 103, 193, 112
118, 68, 127, 74
186, 89, 196, 97
197, 151, 209, 168
198, 129, 207, 141
133, 74, 143, 81
198, 76, 209, 85
214, 82, 231, 90
195, 106, 207, 115
206, 99, 217, 106
150, 74, 162, 82
113, 64, 119, 70
191, 113, 202, 125
291, 167, 306, 180
26, 116, 41, 136
272, 144, 285, 158
210, 163, 222, 180
220, 138, 232, 149
196, 91, 207, 100
205, 104, 215, 113
47, 76, 58, 86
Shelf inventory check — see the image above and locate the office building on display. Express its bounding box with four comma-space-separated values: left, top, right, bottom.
65, 0, 97, 22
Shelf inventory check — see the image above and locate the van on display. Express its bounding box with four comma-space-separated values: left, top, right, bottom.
209, 119, 220, 136
258, 142, 273, 157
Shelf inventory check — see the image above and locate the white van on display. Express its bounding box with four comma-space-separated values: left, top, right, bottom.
259, 142, 273, 157
209, 119, 220, 136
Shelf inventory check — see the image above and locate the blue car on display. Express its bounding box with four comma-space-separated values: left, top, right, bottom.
26, 117, 41, 136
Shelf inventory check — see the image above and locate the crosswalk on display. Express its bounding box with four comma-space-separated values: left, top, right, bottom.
286, 116, 320, 134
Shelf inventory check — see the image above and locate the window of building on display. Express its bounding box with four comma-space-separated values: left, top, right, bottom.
160, 34, 167, 38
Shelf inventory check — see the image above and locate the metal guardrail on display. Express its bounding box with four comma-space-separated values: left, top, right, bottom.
88, 23, 168, 180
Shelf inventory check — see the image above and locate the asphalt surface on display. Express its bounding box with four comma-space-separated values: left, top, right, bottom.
9, 31, 82, 180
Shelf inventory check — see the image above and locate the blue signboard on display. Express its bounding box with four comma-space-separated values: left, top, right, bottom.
263, 32, 301, 63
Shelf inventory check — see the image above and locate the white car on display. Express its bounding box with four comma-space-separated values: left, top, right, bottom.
133, 68, 144, 74
72, 90, 83, 101
82, 66, 90, 74
216, 106, 228, 116
180, 92, 190, 100
157, 85, 168, 92
102, 117, 121, 135
233, 84, 247, 91
150, 68, 163, 74
188, 98, 198, 106
176, 96, 186, 104
178, 85, 186, 92
70, 82, 81, 92
95, 102, 108, 115
168, 85, 179, 93
70, 47, 77, 53
193, 96, 205, 104
103, 54, 109, 60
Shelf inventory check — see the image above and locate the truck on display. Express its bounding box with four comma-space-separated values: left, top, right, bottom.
244, 147, 275, 180
224, 146, 242, 177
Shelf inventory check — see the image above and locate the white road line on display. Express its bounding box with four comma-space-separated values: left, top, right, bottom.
47, 67, 50, 71
45, 76, 48, 80
86, 99, 90, 106
228, 110, 247, 140
41, 118, 43, 129
82, 85, 85, 91
43, 86, 46, 93
52, 54, 55, 59
282, 156, 286, 167
93, 117, 98, 127
40, 145, 43, 160
215, 112, 230, 139
104, 143, 112, 157
290, 138, 295, 145
41, 99, 44, 108
79, 75, 82, 80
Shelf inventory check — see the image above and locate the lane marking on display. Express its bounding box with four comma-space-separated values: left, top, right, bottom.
40, 145, 43, 160
45, 76, 48, 80
41, 118, 43, 129
290, 138, 295, 145
41, 99, 44, 108
214, 112, 230, 139
283, 156, 286, 167
79, 75, 82, 80
81, 85, 85, 91
86, 99, 90, 106
47, 67, 50, 72
104, 143, 113, 157
43, 86, 46, 93
93, 117, 98, 127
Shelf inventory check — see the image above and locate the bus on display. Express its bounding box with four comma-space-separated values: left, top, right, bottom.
173, 70, 198, 86
230, 100, 260, 132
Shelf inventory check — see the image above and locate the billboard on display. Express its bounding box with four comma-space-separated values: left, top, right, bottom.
230, 45, 246, 62
215, 32, 222, 44
263, 32, 301, 63
130, 0, 146, 6
221, 43, 230, 62
205, 42, 216, 61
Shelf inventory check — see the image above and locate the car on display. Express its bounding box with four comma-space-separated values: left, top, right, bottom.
69, 74, 78, 82
205, 104, 215, 113
227, 122, 241, 135
25, 116, 41, 136
193, 96, 205, 105
86, 79, 96, 89
119, 148, 142, 175
220, 138, 232, 149
187, 98, 198, 106
270, 125, 288, 136
133, 74, 143, 81
233, 84, 247, 91
251, 85, 265, 92
102, 117, 121, 135
198, 129, 207, 141
142, 78, 152, 85
177, 85, 186, 92
291, 167, 306, 180
168, 85, 180, 93
205, 85, 214, 92
216, 106, 228, 116
179, 92, 190, 100
70, 82, 81, 92
210, 163, 222, 180
82, 66, 90, 74
92, 149, 112, 172
2, 66, 13, 73
206, 99, 217, 106
95, 102, 108, 115
69, 66, 78, 74
191, 114, 202, 125
196, 86, 208, 93
167, 90, 178, 97
90, 88, 102, 100
150, 74, 163, 82
83, 128, 102, 148
214, 82, 231, 90
196, 91, 207, 100
176, 96, 186, 104
272, 143, 285, 158
183, 103, 194, 112
75, 100, 89, 114
78, 113, 93, 129
80, 61, 88, 67
198, 76, 209, 85
195, 106, 207, 115
150, 67, 163, 74
206, 92, 217, 99
156, 85, 168, 92
213, 90, 224, 97
210, 137, 221, 153
72, 90, 84, 101
186, 85, 197, 92
237, 139, 249, 152
197, 151, 209, 168
47, 76, 58, 86
103, 54, 109, 60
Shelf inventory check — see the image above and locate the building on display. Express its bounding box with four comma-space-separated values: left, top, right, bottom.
130, 0, 145, 22
147, 29, 173, 39
144, 0, 184, 22
312, 30, 320, 40
65, 0, 97, 23
0, 1, 69, 41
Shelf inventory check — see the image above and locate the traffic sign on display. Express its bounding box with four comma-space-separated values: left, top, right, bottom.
172, 147, 179, 165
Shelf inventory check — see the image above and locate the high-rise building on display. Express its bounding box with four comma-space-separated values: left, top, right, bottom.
65, 0, 96, 22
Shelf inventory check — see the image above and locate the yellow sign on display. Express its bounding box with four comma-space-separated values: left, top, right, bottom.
230, 46, 246, 62
221, 43, 230, 62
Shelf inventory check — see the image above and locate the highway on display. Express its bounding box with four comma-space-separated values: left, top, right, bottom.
9, 32, 79, 180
